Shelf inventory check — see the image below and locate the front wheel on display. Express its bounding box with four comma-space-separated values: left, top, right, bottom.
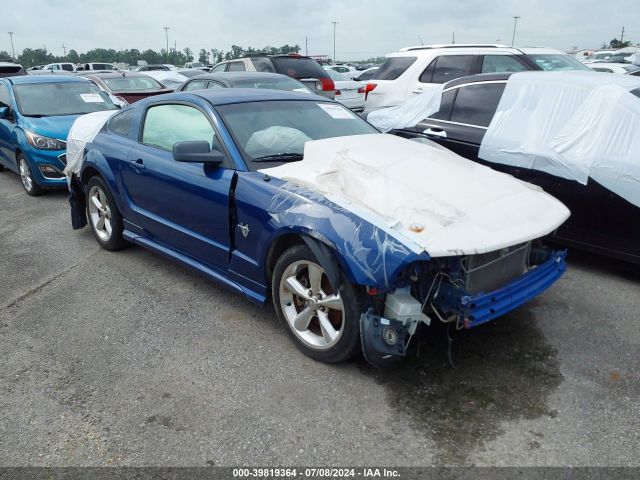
18, 154, 44, 196
272, 244, 366, 363
86, 176, 127, 251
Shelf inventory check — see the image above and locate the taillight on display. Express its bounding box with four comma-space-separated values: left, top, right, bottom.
364, 83, 377, 101
357, 86, 365, 94
319, 77, 335, 92
335, 90, 341, 96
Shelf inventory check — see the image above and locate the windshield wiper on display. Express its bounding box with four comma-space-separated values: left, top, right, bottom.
252, 153, 304, 162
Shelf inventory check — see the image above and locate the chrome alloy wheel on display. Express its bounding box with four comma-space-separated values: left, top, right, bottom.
19, 158, 33, 192
279, 260, 345, 350
88, 185, 113, 242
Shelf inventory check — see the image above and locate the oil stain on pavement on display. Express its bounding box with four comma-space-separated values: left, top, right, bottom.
359, 306, 562, 464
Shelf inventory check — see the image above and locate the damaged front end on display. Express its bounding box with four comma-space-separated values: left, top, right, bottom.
360, 242, 566, 367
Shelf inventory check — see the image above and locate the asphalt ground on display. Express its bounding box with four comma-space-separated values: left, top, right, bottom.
0, 170, 639, 467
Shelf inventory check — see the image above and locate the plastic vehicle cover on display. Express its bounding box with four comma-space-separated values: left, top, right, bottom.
64, 110, 118, 184
259, 134, 569, 257
366, 84, 443, 132
479, 71, 640, 207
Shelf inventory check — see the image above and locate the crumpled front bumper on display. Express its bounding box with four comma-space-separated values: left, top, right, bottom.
434, 250, 567, 329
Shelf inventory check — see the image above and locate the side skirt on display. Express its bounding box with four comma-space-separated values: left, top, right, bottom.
122, 229, 266, 305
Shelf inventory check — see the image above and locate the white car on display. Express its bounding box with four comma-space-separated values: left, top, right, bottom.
323, 68, 365, 112
184, 62, 209, 71
28, 62, 77, 74
77, 62, 118, 71
589, 63, 640, 76
325, 64, 359, 76
363, 44, 592, 112
582, 50, 616, 64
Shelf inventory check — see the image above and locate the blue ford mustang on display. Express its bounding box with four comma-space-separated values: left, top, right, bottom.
0, 75, 118, 195
69, 89, 568, 366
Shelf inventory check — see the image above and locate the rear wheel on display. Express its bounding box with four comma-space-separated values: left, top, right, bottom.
86, 176, 127, 251
18, 154, 43, 196
272, 244, 366, 363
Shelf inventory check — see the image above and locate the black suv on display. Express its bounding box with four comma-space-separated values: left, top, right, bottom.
389, 73, 640, 264
210, 55, 335, 98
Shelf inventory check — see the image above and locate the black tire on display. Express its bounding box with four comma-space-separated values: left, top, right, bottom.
17, 153, 44, 196
272, 243, 367, 363
86, 176, 127, 251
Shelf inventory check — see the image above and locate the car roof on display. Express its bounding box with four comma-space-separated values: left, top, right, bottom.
193, 72, 294, 83
4, 74, 89, 85
174, 87, 328, 106
389, 44, 567, 58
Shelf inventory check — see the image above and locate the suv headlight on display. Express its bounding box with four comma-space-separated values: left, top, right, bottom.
25, 130, 66, 150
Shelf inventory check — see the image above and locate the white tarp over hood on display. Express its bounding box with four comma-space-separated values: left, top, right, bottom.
479, 72, 640, 207
367, 84, 443, 132
259, 134, 569, 257
63, 110, 117, 185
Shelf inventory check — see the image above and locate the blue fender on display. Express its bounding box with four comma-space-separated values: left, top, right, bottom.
232, 173, 430, 292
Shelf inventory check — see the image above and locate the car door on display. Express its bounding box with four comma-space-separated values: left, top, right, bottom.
120, 101, 235, 272
0, 81, 16, 170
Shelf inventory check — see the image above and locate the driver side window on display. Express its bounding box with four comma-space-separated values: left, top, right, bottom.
142, 104, 220, 152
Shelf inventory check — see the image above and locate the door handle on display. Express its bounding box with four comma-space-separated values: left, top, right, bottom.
129, 158, 146, 170
423, 128, 447, 138
412, 87, 424, 94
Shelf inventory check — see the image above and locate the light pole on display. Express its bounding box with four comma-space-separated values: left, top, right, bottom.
331, 21, 338, 63
8, 31, 15, 59
163, 26, 170, 63
511, 16, 520, 47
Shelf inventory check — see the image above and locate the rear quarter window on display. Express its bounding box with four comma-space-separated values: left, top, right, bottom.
372, 57, 417, 80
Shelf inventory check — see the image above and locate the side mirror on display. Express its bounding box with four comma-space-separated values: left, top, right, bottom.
172, 141, 225, 164
0, 106, 9, 119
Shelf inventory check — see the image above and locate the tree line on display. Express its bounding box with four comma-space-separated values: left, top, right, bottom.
0, 44, 302, 68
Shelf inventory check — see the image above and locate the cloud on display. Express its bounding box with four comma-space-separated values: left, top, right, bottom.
2, 0, 638, 60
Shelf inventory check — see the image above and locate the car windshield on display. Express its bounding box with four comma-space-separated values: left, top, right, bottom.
527, 54, 591, 71
229, 77, 313, 93
14, 82, 119, 116
103, 76, 164, 91
592, 52, 612, 60
190, 63, 204, 67
216, 100, 378, 169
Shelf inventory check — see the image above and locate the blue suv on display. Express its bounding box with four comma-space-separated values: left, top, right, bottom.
0, 75, 118, 195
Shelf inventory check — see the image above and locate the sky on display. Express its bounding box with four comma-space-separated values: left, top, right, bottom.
3, 0, 639, 61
